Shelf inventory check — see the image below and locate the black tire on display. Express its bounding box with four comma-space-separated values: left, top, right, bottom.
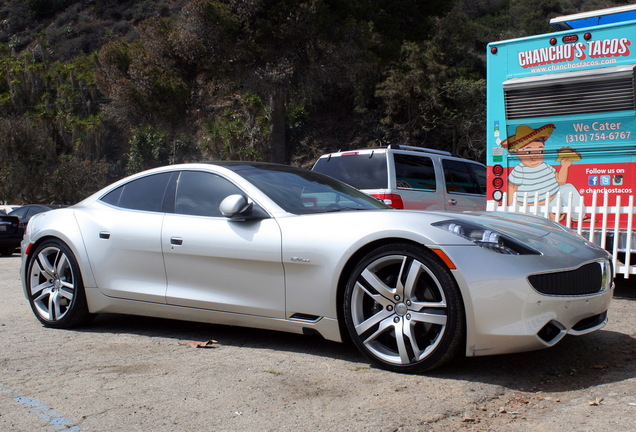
343, 243, 465, 373
26, 239, 91, 328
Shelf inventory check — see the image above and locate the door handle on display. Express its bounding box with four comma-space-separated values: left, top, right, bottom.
99, 232, 110, 239
170, 237, 183, 246
448, 199, 457, 206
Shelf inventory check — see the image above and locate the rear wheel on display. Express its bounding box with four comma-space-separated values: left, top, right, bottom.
343, 243, 465, 373
26, 240, 90, 328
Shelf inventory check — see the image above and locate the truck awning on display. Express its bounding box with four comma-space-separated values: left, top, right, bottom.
550, 4, 636, 31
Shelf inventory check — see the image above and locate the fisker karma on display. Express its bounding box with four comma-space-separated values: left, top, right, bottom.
20, 162, 614, 372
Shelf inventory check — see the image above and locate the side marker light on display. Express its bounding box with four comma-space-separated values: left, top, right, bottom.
432, 249, 457, 270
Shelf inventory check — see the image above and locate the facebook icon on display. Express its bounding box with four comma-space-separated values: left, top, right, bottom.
588, 176, 599, 186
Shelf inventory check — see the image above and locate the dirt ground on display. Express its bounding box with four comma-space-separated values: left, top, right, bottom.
0, 255, 634, 432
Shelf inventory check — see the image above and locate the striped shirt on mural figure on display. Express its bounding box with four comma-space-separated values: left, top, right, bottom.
503, 124, 584, 217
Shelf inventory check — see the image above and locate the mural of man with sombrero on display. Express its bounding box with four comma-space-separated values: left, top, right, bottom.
502, 124, 584, 218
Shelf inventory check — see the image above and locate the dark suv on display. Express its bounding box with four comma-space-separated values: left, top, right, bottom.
312, 145, 486, 211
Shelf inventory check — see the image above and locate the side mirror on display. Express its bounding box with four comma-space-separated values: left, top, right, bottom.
219, 194, 268, 221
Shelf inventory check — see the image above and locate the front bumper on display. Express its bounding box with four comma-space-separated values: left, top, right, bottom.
441, 245, 614, 357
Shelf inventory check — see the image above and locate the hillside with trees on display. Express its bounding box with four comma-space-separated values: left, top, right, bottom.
0, 0, 628, 203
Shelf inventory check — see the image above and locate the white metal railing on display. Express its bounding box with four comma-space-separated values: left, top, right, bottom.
487, 191, 636, 279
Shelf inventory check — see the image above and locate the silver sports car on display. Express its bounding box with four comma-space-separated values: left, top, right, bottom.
20, 162, 614, 372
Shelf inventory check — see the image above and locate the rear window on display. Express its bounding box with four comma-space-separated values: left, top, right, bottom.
100, 172, 174, 212
394, 154, 436, 191
312, 153, 388, 189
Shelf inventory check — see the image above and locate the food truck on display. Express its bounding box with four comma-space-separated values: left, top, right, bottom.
486, 5, 636, 277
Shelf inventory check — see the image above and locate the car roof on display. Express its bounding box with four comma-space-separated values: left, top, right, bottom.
318, 145, 485, 166
208, 161, 311, 173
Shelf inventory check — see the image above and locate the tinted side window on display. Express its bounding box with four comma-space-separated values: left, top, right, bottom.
394, 154, 436, 191
442, 160, 485, 195
24, 207, 37, 220
312, 153, 388, 189
100, 187, 122, 207
469, 163, 487, 193
175, 171, 243, 217
100, 172, 173, 212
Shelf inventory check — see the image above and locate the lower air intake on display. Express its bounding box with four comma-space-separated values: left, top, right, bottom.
538, 321, 566, 344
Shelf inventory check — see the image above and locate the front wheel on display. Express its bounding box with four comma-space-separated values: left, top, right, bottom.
26, 240, 90, 328
343, 243, 465, 373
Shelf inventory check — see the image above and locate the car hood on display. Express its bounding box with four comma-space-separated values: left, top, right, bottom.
413, 210, 606, 259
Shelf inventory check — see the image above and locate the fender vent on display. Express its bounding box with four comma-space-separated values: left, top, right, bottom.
289, 313, 321, 322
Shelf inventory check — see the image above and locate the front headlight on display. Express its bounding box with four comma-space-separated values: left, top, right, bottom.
432, 220, 540, 255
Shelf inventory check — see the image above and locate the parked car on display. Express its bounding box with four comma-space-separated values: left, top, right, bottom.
312, 145, 487, 211
0, 213, 21, 256
0, 205, 52, 256
9, 204, 53, 222
20, 162, 613, 372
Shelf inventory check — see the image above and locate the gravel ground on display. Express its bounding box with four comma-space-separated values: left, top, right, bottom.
0, 255, 634, 432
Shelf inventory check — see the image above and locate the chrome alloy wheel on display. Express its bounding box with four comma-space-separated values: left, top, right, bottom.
29, 245, 76, 321
27, 240, 90, 328
344, 244, 464, 372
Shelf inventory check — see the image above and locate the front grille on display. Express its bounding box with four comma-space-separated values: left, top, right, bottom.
528, 262, 604, 295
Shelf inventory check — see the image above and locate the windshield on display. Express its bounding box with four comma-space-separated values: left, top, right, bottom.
230, 164, 390, 214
